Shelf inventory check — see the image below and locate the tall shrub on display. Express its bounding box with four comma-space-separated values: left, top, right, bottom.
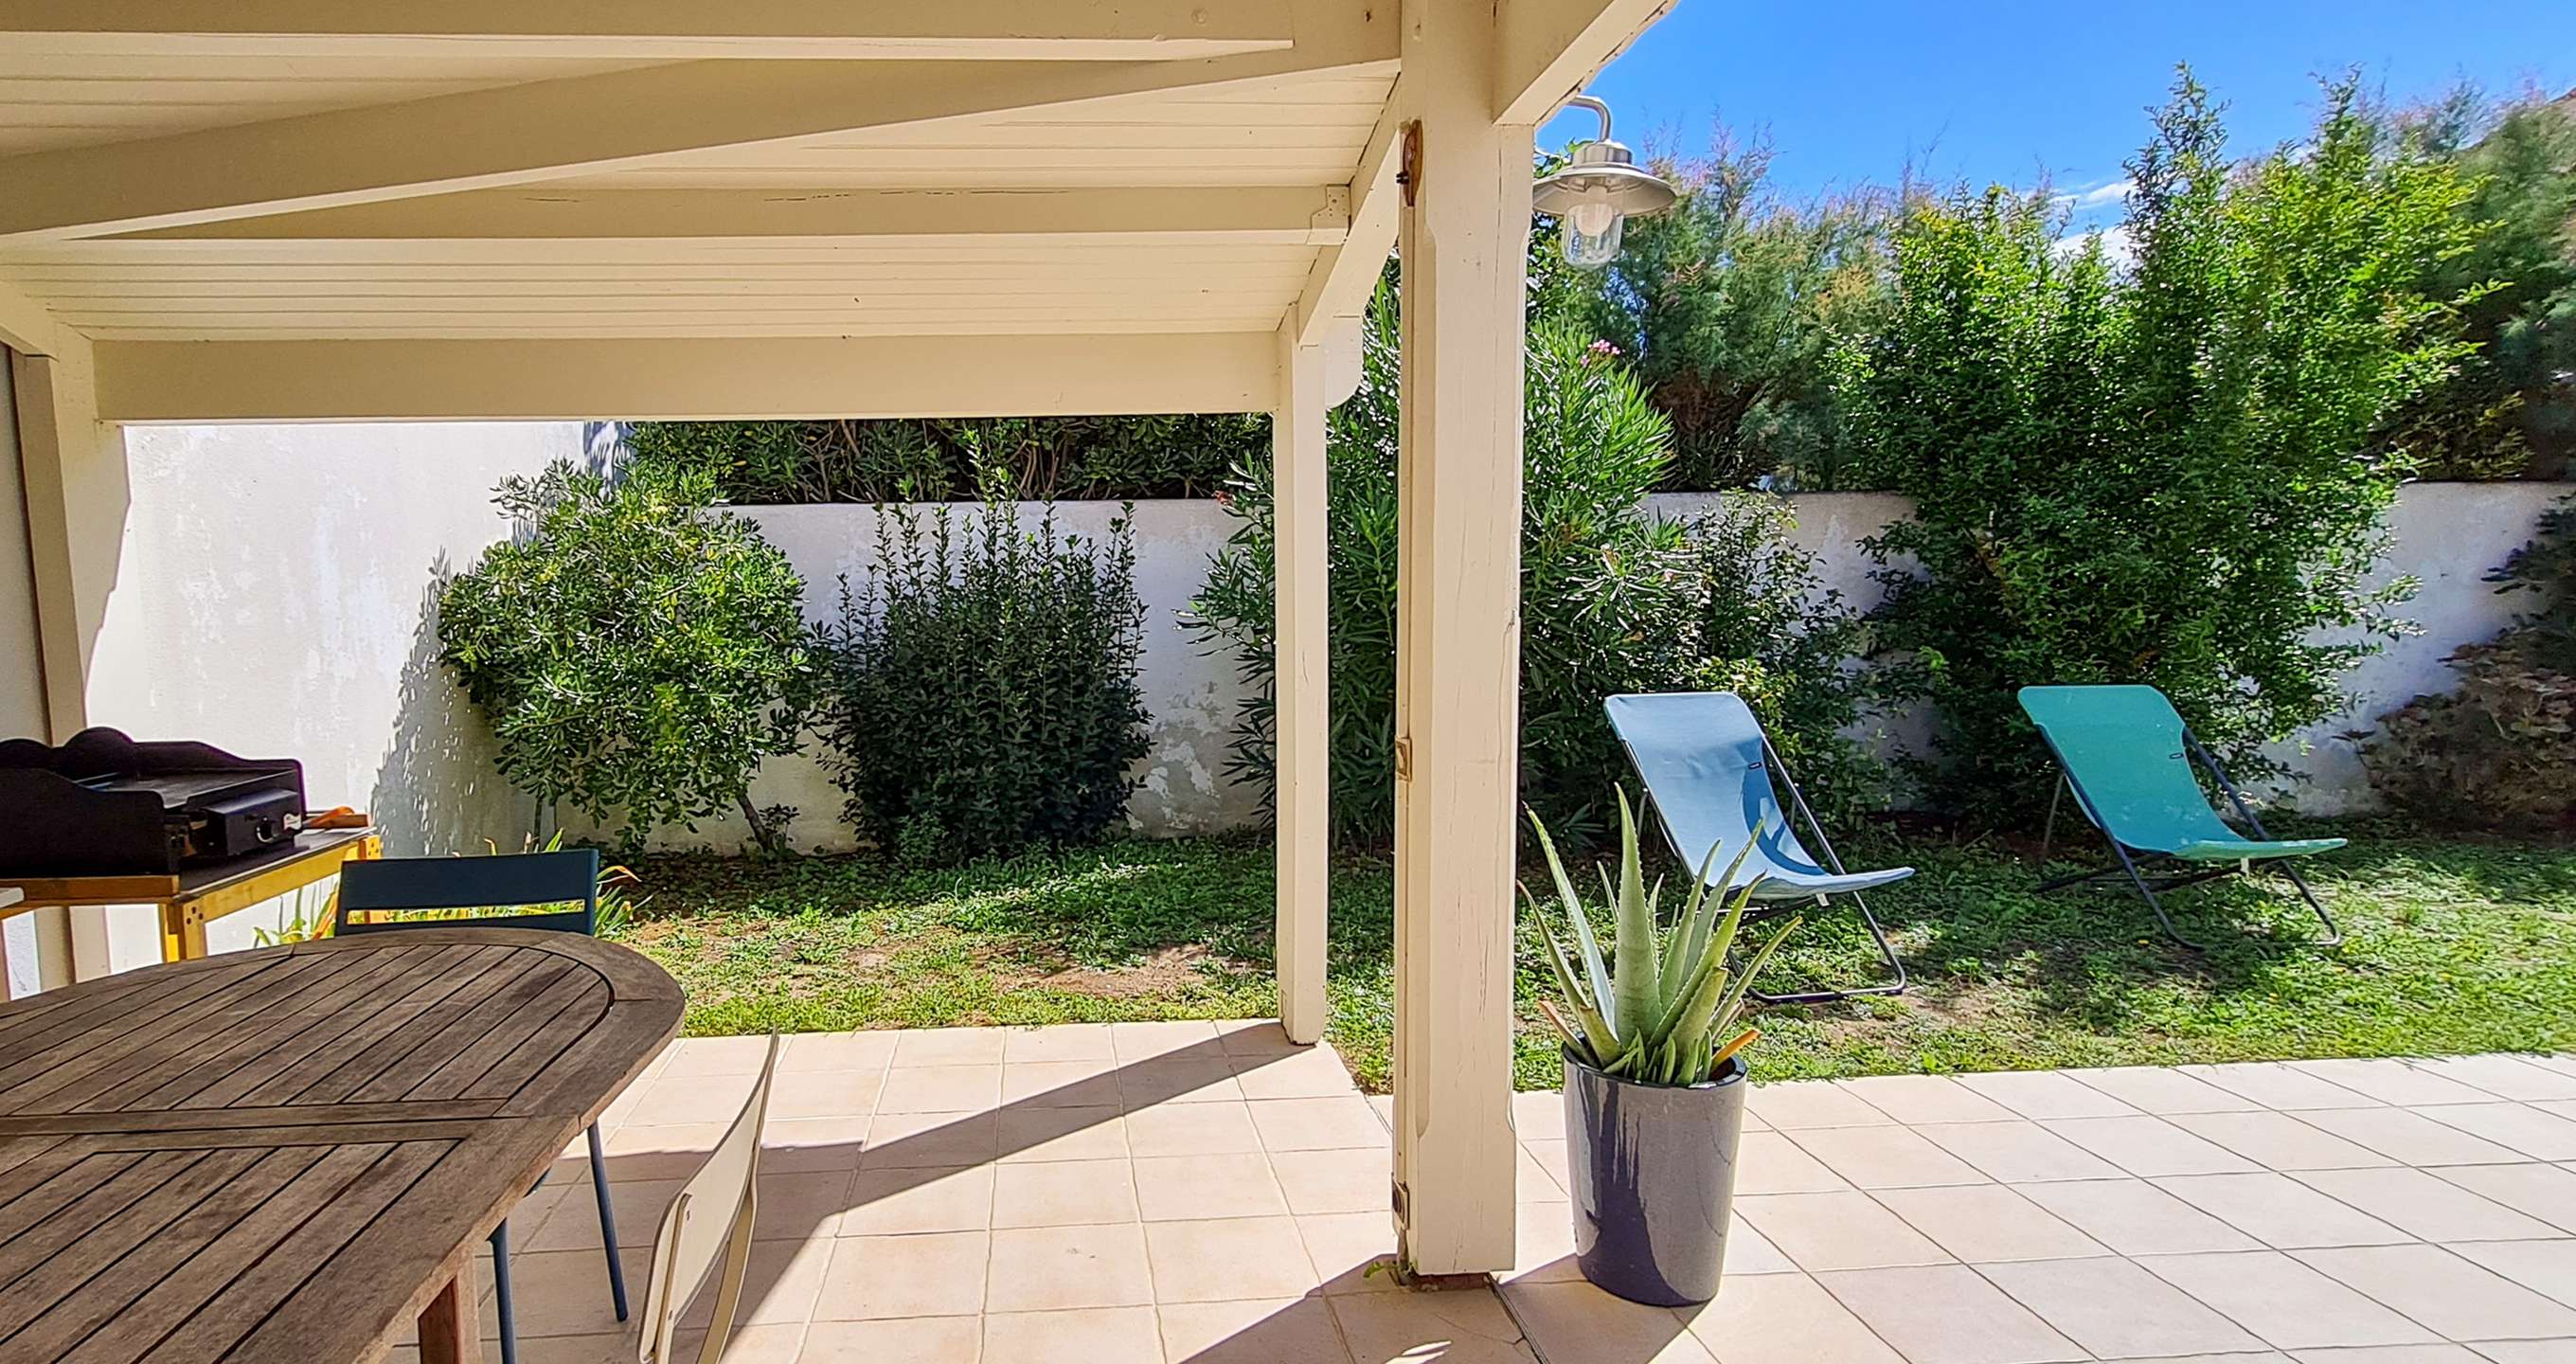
438, 461, 817, 851
624, 414, 1267, 503
816, 496, 1151, 864
1838, 72, 2479, 820
1190, 281, 1874, 846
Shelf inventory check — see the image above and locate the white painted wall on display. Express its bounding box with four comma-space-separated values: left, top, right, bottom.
2, 352, 57, 996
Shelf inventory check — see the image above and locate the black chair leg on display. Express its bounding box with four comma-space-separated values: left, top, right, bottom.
2271, 861, 2344, 947
490, 1221, 517, 1364
2105, 839, 2208, 951
1748, 892, 1909, 1005
586, 1122, 629, 1320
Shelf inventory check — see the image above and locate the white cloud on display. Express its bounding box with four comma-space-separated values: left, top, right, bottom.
2051, 224, 2137, 271
2050, 178, 2135, 211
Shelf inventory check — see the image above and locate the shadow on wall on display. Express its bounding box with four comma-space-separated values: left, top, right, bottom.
368, 553, 533, 857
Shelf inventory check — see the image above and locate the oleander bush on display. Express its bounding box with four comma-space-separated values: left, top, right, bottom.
624, 414, 1267, 503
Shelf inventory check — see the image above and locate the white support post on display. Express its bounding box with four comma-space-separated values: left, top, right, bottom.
1388, 0, 1534, 1278
1273, 324, 1331, 1046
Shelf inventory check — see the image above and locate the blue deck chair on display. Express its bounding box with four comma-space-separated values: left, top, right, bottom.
1605, 691, 1911, 1003
335, 850, 624, 1364
2018, 685, 2343, 948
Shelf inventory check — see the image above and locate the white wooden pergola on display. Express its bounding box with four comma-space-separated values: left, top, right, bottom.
0, 0, 1673, 1277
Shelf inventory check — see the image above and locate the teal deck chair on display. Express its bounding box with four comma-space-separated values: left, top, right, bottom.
2018, 685, 2343, 947
1606, 691, 1911, 1003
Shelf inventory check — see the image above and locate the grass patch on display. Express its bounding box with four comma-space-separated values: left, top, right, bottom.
619, 820, 2576, 1091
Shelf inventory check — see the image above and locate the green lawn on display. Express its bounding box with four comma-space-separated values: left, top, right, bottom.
621, 820, 2576, 1091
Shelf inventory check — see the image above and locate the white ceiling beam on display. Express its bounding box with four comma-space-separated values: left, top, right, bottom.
0, 8, 1396, 242
0, 278, 71, 356
105, 187, 1351, 249
0, 0, 1296, 61
1291, 88, 1403, 348
1494, 0, 1673, 125
92, 333, 1276, 422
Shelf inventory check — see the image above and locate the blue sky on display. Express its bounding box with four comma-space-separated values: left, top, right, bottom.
1540, 0, 2576, 234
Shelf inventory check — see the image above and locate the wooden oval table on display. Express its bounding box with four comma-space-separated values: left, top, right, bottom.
0, 928, 682, 1364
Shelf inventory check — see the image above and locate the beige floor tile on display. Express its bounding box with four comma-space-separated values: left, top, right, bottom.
2012, 1178, 2264, 1256
1915, 1121, 2127, 1183
1298, 1211, 1403, 1295
626, 1071, 759, 1126
1518, 1142, 1567, 1201
1156, 1297, 1351, 1364
1509, 1201, 1582, 1284
2450, 1240, 2576, 1310
1834, 1074, 2022, 1125
2041, 1116, 2263, 1176
525, 1179, 672, 1252
663, 1034, 778, 1077
2428, 1164, 2576, 1233
1677, 1269, 1905, 1363
1525, 1140, 1573, 1195
1109, 1019, 1222, 1061
2295, 1166, 2562, 1242
2292, 1060, 2499, 1108
1234, 1046, 1364, 1100
995, 1105, 1129, 1164
757, 1171, 858, 1242
1746, 1079, 1892, 1129
991, 1159, 1140, 1229
1723, 1217, 1798, 1276
681, 1237, 832, 1328
1501, 1279, 1717, 1362
2156, 1172, 2413, 1248
2071, 1066, 2269, 1115
483, 1247, 653, 1340
2409, 1057, 2576, 1104
842, 1166, 995, 1236
1133, 1152, 1289, 1221
1786, 1123, 1988, 1189
1216, 1020, 1305, 1058
1144, 1215, 1320, 1301
1982, 1256, 2266, 1358
1250, 1097, 1388, 1152
891, 1028, 1008, 1068
1814, 1264, 2085, 1364
764, 1117, 871, 1173
780, 1032, 898, 1074
768, 1070, 885, 1122
1002, 1023, 1113, 1064
2300, 1109, 2531, 1167
985, 1223, 1154, 1312
1869, 1184, 2108, 1262
1514, 1089, 1569, 1141
2180, 1062, 2383, 1111
2471, 1341, 2576, 1363
1270, 1145, 1392, 1215
796, 1316, 982, 1364
815, 1231, 990, 1319
1118, 1058, 1245, 1108
877, 1066, 1004, 1116
2137, 1249, 2442, 1350
982, 1305, 1164, 1364
1733, 1191, 1953, 1270
998, 1061, 1122, 1108
1732, 1130, 1853, 1194
2297, 1244, 2576, 1340
1126, 1102, 1264, 1158
1330, 1287, 1535, 1364
2166, 1110, 2398, 1171
1956, 1069, 2143, 1121
596, 1122, 725, 1183
2418, 1105, 2576, 1162
2283, 1347, 2491, 1363
863, 1112, 1001, 1169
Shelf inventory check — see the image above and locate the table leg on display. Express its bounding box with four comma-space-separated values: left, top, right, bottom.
417, 1271, 484, 1364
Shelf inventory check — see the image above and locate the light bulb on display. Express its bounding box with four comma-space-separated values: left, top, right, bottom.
1569, 200, 1619, 238
1561, 211, 1623, 269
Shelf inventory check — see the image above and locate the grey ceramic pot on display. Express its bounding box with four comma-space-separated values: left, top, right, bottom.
1560, 1048, 1748, 1306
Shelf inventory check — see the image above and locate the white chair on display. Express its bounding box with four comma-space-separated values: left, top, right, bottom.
633, 1033, 780, 1364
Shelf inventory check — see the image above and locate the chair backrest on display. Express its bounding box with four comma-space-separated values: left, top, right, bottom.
636, 1033, 779, 1364
332, 849, 599, 936
2016, 685, 2237, 852
1603, 691, 1833, 882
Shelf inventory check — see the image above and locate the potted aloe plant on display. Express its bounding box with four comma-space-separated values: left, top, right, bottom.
1527, 790, 1798, 1306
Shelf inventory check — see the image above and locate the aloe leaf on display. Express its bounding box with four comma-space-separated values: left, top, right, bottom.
1611, 789, 1660, 1046
1529, 810, 1618, 1039
1708, 914, 1802, 1042
1524, 884, 1620, 1064
1663, 962, 1735, 1084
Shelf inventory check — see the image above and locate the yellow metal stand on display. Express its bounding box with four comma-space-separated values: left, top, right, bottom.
0, 828, 382, 963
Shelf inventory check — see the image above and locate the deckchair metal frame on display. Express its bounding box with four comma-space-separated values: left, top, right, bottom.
1738, 730, 1910, 1005
2032, 726, 2341, 949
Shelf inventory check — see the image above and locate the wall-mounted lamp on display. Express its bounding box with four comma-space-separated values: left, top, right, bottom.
1531, 95, 1677, 268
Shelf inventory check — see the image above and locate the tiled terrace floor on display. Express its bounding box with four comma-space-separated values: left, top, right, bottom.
400, 1028, 2576, 1363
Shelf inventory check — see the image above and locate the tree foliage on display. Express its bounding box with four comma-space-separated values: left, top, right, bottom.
623, 414, 1268, 504
1839, 72, 2480, 820
438, 461, 818, 851
815, 496, 1152, 865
